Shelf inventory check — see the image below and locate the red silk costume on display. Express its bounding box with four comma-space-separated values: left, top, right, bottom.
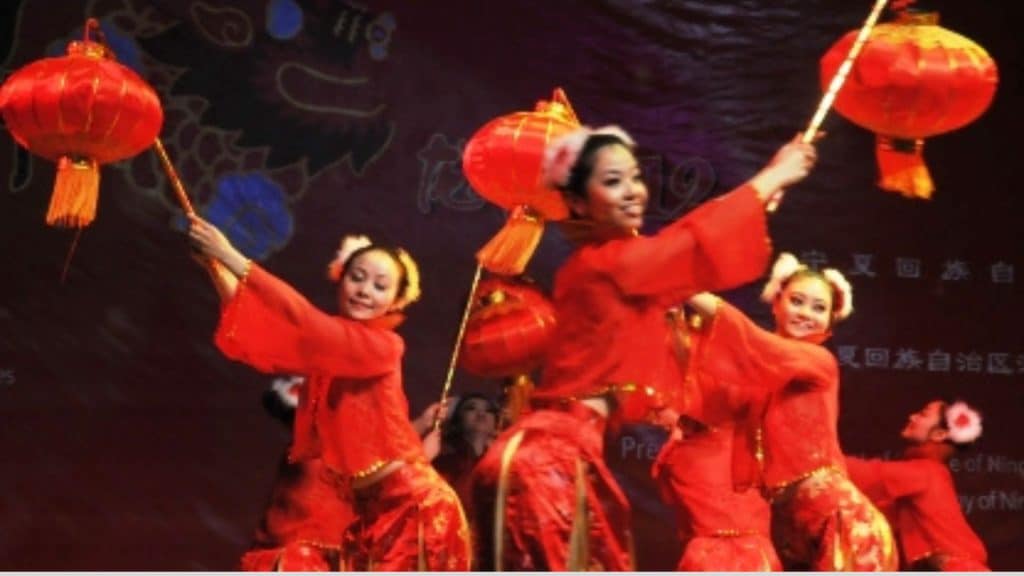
240, 457, 354, 571
691, 300, 897, 571
653, 430, 781, 571
471, 184, 772, 571
846, 456, 989, 571
471, 404, 631, 571
346, 461, 471, 571
652, 308, 780, 571
214, 265, 471, 570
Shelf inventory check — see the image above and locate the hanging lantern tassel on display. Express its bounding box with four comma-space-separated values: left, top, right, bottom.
820, 8, 997, 203
0, 17, 163, 230
46, 156, 100, 228
463, 88, 580, 275
476, 204, 544, 276
876, 135, 933, 199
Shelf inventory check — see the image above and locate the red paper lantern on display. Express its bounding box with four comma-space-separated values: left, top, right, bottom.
0, 20, 163, 227
459, 277, 556, 379
821, 10, 998, 199
462, 88, 581, 275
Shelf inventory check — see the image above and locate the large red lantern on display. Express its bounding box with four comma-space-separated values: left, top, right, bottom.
821, 10, 998, 199
459, 277, 556, 424
459, 277, 557, 378
462, 88, 580, 275
0, 20, 163, 227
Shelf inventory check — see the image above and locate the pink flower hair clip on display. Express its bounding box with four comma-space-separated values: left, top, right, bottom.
945, 401, 983, 445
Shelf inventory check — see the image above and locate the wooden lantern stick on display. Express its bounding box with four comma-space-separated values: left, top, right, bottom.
766, 0, 891, 213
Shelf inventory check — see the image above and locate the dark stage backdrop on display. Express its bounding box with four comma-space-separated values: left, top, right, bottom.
1, 0, 1021, 570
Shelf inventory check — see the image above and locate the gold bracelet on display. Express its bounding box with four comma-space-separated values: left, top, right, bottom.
239, 258, 253, 283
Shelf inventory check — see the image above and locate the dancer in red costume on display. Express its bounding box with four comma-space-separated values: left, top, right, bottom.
240, 377, 448, 571
653, 422, 782, 571
682, 253, 897, 571
469, 125, 818, 571
239, 377, 353, 571
847, 399, 989, 571
651, 309, 781, 571
189, 224, 471, 571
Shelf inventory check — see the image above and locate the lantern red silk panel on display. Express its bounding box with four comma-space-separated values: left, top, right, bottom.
459, 277, 556, 379
461, 88, 581, 275
821, 11, 998, 199
0, 20, 163, 227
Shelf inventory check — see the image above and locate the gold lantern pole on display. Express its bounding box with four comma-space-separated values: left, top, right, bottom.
766, 0, 891, 213
431, 91, 579, 431
152, 137, 227, 280
152, 138, 197, 217
78, 19, 199, 221
431, 263, 484, 432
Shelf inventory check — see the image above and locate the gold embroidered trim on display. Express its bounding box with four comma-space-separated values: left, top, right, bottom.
293, 538, 343, 552
567, 456, 590, 571
239, 258, 253, 283
765, 464, 844, 500
709, 528, 764, 538
350, 459, 389, 479
754, 426, 766, 470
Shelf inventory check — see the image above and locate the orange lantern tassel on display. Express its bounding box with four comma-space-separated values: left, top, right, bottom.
462, 88, 580, 275
475, 205, 544, 276
46, 156, 100, 227
821, 9, 998, 201
875, 136, 933, 199
0, 18, 163, 229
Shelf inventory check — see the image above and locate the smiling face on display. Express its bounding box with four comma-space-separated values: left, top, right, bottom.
772, 274, 834, 340
567, 143, 648, 234
337, 248, 402, 320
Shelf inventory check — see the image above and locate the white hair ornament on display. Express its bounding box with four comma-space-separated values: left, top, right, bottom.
325, 234, 421, 311
327, 235, 373, 282
760, 252, 805, 304
945, 401, 982, 445
270, 375, 305, 410
821, 267, 853, 321
760, 252, 854, 321
540, 125, 636, 189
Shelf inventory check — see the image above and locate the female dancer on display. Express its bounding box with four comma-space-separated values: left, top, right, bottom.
189, 224, 471, 570
240, 377, 447, 571
682, 253, 897, 570
239, 377, 354, 571
847, 399, 988, 570
469, 126, 817, 570
651, 318, 782, 573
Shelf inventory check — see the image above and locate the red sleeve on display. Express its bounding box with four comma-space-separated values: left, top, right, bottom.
851, 457, 988, 566
693, 300, 838, 396
845, 456, 932, 505
213, 264, 402, 378
845, 456, 889, 504
594, 184, 770, 304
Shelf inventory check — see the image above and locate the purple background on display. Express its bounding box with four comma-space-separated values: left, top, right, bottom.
1, 0, 1021, 569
